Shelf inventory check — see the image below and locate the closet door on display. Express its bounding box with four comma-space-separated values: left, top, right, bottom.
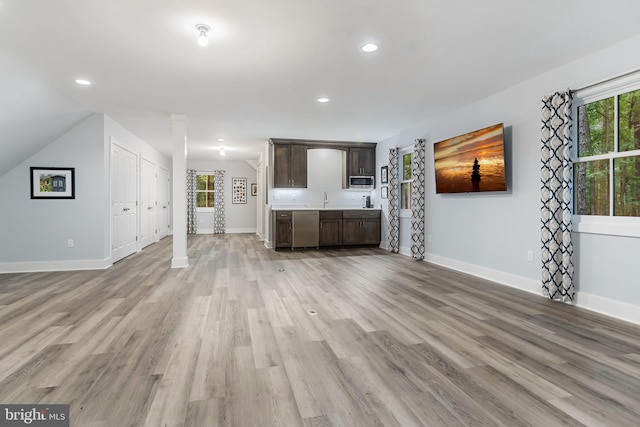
157, 166, 170, 239
140, 158, 157, 248
111, 143, 138, 262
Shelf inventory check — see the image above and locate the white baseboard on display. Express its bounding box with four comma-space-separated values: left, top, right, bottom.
196, 229, 215, 234
264, 239, 273, 249
399, 246, 412, 257
226, 228, 257, 234
196, 228, 257, 235
425, 253, 541, 295
424, 253, 640, 326
171, 257, 189, 269
575, 292, 640, 325
0, 257, 112, 274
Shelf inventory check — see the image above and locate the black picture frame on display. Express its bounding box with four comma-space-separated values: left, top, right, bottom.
30, 167, 75, 199
381, 166, 389, 184
232, 177, 247, 204
381, 186, 388, 199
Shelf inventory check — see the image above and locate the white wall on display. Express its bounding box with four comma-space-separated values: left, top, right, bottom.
376, 33, 640, 324
188, 160, 258, 233
0, 114, 108, 269
0, 113, 171, 272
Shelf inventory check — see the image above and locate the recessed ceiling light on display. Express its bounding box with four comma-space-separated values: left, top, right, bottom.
75, 79, 91, 86
217, 138, 225, 142
361, 43, 378, 53
317, 97, 330, 103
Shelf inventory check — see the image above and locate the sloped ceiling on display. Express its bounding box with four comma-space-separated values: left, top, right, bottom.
0, 49, 92, 177
2, 1, 640, 167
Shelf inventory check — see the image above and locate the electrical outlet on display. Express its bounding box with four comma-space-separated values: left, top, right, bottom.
427, 234, 432, 242
527, 250, 533, 262
67, 239, 74, 248
273, 194, 279, 200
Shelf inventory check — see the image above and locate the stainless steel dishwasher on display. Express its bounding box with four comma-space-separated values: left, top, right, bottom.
292, 211, 319, 249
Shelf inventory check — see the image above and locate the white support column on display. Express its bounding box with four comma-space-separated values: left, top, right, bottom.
171, 114, 189, 268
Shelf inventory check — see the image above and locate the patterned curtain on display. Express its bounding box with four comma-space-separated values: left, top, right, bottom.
541, 90, 574, 303
186, 169, 197, 234
388, 148, 399, 253
411, 139, 426, 260
213, 170, 226, 234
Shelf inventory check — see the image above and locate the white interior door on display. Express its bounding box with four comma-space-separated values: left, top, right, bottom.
111, 143, 138, 262
140, 158, 157, 248
157, 166, 170, 239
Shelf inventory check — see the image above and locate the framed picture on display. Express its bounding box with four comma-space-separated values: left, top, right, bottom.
381, 186, 388, 199
251, 183, 257, 196
232, 177, 247, 204
381, 166, 388, 184
30, 167, 75, 199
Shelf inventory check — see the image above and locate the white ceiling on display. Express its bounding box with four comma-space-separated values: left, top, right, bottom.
2, 0, 640, 171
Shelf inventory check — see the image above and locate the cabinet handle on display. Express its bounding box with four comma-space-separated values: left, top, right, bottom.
320, 222, 323, 229
288, 222, 292, 229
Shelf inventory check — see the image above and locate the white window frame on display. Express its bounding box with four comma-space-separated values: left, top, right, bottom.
196, 172, 216, 213
399, 148, 413, 218
572, 71, 640, 238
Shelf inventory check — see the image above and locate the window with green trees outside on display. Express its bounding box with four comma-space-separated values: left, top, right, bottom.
196, 174, 215, 208
574, 86, 640, 218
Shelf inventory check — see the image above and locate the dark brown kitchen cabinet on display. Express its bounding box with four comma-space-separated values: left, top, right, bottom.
319, 211, 342, 246
347, 147, 376, 178
342, 210, 381, 245
273, 143, 307, 188
274, 211, 292, 248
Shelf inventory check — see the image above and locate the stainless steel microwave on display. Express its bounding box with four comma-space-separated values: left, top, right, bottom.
349, 176, 374, 189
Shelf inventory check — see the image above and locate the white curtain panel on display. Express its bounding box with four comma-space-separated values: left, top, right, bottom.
541, 90, 574, 303
213, 170, 226, 234
388, 148, 399, 253
186, 169, 197, 234
411, 139, 426, 260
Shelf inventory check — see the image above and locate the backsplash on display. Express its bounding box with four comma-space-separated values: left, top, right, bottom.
270, 148, 377, 208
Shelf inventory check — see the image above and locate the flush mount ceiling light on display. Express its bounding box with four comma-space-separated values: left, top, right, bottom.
317, 97, 330, 103
75, 79, 91, 85
196, 24, 211, 47
361, 43, 378, 53
217, 138, 225, 142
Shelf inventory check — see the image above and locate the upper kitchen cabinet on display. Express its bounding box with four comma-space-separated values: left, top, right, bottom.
347, 146, 376, 177
273, 143, 307, 188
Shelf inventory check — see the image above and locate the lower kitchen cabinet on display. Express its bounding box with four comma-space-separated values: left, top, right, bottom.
341, 210, 381, 246
273, 209, 380, 250
319, 210, 342, 246
273, 211, 292, 248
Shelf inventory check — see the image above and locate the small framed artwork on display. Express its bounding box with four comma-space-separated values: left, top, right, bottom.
232, 177, 247, 204
381, 186, 388, 199
30, 167, 75, 199
251, 183, 257, 196
381, 166, 388, 184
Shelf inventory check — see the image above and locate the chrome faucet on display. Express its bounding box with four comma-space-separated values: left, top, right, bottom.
323, 191, 328, 208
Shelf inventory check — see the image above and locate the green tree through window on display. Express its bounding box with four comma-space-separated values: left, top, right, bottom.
575, 87, 640, 217
196, 174, 215, 208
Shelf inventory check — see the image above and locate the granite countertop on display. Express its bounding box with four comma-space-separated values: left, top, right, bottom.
271, 206, 381, 211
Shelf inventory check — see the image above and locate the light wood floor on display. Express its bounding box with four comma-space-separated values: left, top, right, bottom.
1, 235, 640, 426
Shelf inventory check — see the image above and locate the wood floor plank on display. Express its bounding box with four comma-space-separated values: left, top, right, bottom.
2, 234, 640, 426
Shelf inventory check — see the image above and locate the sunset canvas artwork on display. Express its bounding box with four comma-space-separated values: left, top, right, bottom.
434, 123, 507, 193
